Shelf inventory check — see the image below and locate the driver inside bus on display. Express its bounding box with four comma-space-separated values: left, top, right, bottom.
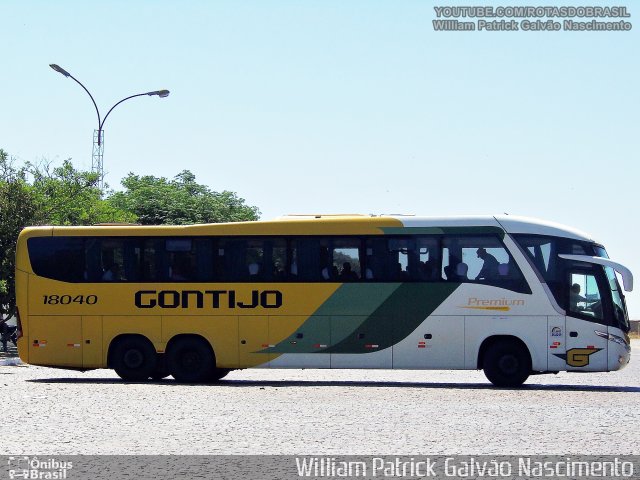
570, 283, 587, 311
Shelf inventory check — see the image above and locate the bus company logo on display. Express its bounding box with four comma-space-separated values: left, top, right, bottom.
134, 289, 283, 309
460, 297, 525, 311
551, 327, 562, 337
553, 347, 602, 367
7, 456, 73, 479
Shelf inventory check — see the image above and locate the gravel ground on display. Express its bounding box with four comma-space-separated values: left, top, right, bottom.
1, 341, 638, 456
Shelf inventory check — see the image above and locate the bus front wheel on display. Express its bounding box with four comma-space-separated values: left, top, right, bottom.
483, 340, 531, 388
111, 336, 157, 382
210, 368, 231, 382
167, 337, 215, 383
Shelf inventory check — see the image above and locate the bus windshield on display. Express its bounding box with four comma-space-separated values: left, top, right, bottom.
513, 234, 630, 332
604, 265, 630, 332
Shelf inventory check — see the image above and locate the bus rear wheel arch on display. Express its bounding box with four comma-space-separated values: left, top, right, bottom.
479, 336, 532, 388
109, 335, 158, 382
166, 335, 216, 383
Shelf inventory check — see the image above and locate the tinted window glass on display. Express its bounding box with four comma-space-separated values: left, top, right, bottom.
332, 239, 361, 281
365, 236, 439, 281
28, 237, 85, 282
28, 234, 526, 293
442, 236, 530, 294
514, 234, 599, 310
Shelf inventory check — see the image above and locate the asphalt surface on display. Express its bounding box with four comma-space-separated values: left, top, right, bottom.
1, 341, 638, 455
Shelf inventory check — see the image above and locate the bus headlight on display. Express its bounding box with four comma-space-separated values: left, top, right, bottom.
595, 330, 631, 352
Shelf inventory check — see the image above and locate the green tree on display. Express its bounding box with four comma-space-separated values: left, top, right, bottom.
0, 150, 42, 319
0, 153, 134, 319
28, 160, 136, 225
1, 153, 260, 319
108, 170, 260, 225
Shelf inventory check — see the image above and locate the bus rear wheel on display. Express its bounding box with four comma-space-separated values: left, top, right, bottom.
209, 368, 231, 382
483, 340, 531, 388
111, 337, 157, 382
167, 337, 215, 383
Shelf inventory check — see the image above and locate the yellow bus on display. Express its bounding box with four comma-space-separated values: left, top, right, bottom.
15, 214, 632, 387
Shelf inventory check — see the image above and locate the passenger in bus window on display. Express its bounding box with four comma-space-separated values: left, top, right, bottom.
444, 256, 462, 281
102, 263, 121, 281
456, 262, 469, 281
475, 248, 499, 280
248, 262, 260, 276
321, 267, 331, 280
170, 257, 191, 281
365, 267, 374, 280
339, 262, 359, 281
419, 261, 435, 280
322, 265, 339, 281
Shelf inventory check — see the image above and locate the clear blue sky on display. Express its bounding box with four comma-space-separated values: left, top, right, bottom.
1, 1, 638, 317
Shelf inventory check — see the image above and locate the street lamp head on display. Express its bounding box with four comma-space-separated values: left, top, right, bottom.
50, 64, 71, 78
147, 89, 170, 98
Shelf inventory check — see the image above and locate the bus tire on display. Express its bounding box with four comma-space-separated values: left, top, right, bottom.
150, 355, 170, 380
150, 370, 170, 380
167, 337, 215, 383
209, 368, 231, 382
111, 336, 157, 382
483, 340, 531, 388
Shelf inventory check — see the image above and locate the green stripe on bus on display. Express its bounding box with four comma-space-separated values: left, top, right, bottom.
324, 283, 459, 354
262, 283, 400, 354
263, 282, 459, 354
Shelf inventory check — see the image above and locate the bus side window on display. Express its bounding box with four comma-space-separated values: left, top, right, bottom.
85, 238, 102, 282
333, 239, 361, 282
417, 236, 439, 280
442, 241, 463, 281
295, 238, 323, 282
194, 238, 213, 281
365, 238, 386, 281
25, 237, 84, 283
441, 235, 530, 294
141, 239, 164, 281
246, 239, 264, 280
388, 238, 413, 281
217, 239, 247, 281
100, 239, 126, 281
269, 239, 288, 281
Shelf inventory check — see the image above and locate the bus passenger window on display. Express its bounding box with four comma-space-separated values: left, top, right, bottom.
166, 238, 195, 281
27, 237, 85, 283
246, 240, 264, 280
102, 263, 121, 281
100, 239, 126, 282
271, 240, 288, 280
417, 237, 439, 280
388, 238, 414, 281
442, 236, 530, 294
333, 239, 361, 281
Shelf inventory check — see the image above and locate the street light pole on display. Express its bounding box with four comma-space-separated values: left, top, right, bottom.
49, 63, 170, 191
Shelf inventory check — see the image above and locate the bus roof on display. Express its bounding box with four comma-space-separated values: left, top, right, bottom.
393, 215, 596, 243
20, 214, 597, 243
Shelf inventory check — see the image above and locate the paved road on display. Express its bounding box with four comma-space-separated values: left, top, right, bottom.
1, 341, 638, 455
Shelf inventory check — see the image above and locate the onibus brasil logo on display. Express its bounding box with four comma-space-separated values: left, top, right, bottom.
7, 457, 73, 479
